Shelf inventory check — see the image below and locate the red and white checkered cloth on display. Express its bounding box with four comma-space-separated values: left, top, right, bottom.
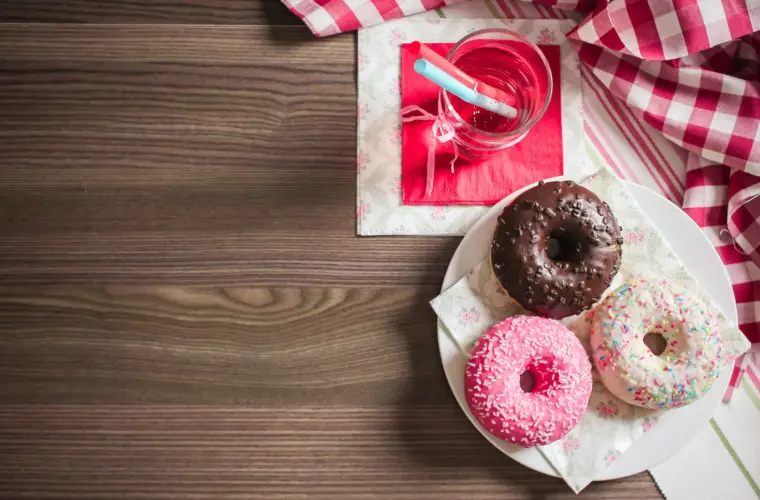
282, 0, 760, 392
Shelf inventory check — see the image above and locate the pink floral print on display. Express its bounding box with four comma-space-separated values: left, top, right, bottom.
458, 307, 481, 324
625, 230, 645, 244
388, 77, 401, 97
358, 103, 369, 120
357, 152, 369, 172
389, 125, 402, 144
538, 28, 556, 45
357, 202, 370, 220
596, 400, 619, 419
430, 207, 447, 221
560, 436, 580, 456
390, 176, 401, 195
642, 417, 658, 432
358, 54, 368, 71
390, 29, 406, 44
605, 450, 621, 464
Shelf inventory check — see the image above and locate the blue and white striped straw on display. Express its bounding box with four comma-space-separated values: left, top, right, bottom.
413, 59, 517, 120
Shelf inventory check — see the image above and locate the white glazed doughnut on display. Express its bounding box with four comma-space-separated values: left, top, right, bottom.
590, 278, 724, 409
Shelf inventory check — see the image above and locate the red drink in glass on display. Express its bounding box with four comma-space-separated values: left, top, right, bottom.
438, 29, 553, 160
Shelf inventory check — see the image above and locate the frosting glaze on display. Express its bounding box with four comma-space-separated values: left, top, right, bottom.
591, 278, 724, 409
465, 315, 592, 447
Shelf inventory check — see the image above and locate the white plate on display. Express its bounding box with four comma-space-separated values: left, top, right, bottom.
437, 179, 737, 480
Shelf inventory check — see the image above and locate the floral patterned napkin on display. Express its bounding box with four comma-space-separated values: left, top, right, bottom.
430, 169, 750, 492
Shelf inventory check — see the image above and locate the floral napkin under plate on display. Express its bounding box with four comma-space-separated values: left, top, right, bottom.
430, 168, 751, 492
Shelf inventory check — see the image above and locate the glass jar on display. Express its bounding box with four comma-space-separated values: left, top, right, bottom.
437, 29, 553, 161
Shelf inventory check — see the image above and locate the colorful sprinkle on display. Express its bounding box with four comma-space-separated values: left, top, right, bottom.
590, 278, 724, 409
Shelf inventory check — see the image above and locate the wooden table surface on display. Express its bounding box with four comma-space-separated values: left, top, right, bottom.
0, 2, 662, 498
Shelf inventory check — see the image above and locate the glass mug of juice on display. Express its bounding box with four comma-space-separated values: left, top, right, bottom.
437, 29, 553, 160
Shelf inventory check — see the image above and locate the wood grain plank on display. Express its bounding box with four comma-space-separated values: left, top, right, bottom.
0, 285, 451, 404
0, 25, 345, 64
0, 285, 663, 498
0, 0, 300, 25
0, 25, 456, 285
0, 406, 662, 499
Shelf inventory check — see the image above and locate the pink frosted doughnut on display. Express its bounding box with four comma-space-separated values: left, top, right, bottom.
465, 316, 592, 447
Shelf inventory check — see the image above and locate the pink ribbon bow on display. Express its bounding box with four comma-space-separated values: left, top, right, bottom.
400, 105, 459, 196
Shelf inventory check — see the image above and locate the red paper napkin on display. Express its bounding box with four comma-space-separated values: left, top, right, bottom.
400, 43, 563, 205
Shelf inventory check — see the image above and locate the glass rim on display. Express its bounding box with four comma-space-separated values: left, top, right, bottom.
441, 28, 554, 139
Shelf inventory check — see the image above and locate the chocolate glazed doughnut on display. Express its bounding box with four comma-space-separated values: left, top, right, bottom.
491, 180, 623, 319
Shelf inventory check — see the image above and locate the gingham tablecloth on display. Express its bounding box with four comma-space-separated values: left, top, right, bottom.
283, 0, 760, 387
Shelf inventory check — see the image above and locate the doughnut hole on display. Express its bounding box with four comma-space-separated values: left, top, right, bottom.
519, 371, 535, 393
645, 325, 689, 357
643, 332, 667, 355
521, 357, 558, 394
545, 228, 588, 264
